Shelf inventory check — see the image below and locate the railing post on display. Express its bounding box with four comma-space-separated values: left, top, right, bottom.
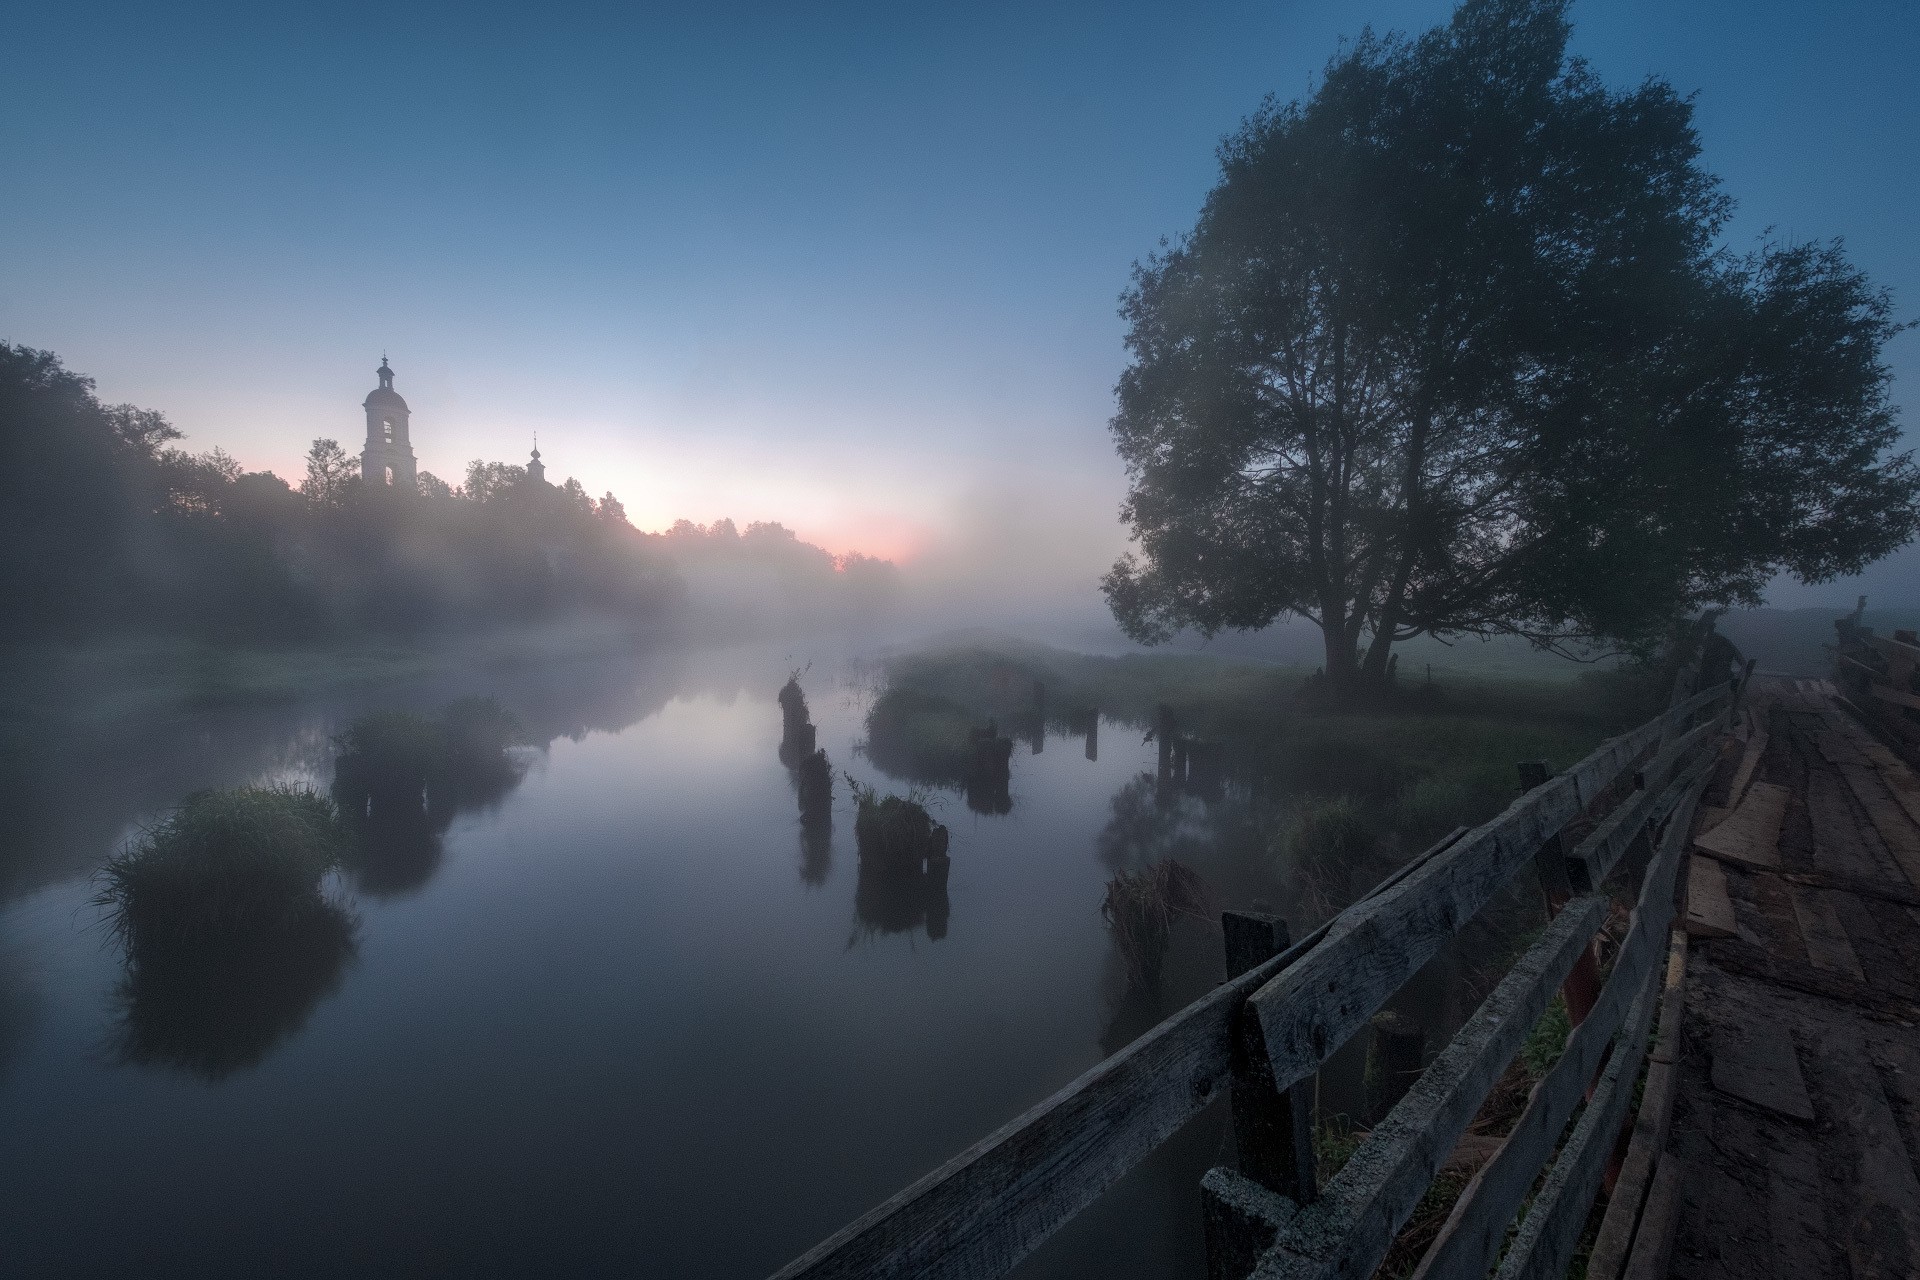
1219, 910, 1317, 1202
1519, 761, 1601, 1027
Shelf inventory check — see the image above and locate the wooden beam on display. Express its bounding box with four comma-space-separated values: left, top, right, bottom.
1585, 930, 1689, 1280
1490, 959, 1662, 1280
1569, 749, 1717, 892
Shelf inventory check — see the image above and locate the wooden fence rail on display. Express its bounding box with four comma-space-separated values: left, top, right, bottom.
770, 678, 1739, 1280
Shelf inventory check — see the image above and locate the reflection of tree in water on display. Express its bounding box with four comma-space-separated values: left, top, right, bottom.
331, 699, 532, 899
1096, 774, 1212, 872
861, 689, 1016, 817
112, 895, 358, 1081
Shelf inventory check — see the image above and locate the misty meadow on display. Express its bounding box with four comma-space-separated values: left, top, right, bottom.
4, 2, 1919, 1279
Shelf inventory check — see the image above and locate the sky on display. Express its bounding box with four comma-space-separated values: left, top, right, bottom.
3, 0, 1917, 615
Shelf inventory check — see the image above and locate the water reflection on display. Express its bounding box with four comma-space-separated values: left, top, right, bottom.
111, 895, 358, 1081
850, 860, 950, 943
799, 820, 832, 887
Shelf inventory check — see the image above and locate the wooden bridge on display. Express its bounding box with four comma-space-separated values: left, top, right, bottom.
769, 668, 1920, 1280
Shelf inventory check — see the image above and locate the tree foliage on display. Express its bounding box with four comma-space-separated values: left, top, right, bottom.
0, 344, 898, 645
1104, 0, 1916, 689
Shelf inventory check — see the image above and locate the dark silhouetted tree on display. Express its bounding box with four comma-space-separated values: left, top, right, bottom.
300, 438, 354, 509
1104, 0, 1917, 693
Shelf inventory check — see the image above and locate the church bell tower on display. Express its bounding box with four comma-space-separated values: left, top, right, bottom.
361, 357, 418, 488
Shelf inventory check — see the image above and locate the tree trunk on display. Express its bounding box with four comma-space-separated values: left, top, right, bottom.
1321, 617, 1359, 695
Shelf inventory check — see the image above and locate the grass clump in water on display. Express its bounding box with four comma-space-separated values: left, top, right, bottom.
848, 778, 950, 873
1101, 859, 1212, 991
94, 784, 359, 1078
95, 785, 347, 952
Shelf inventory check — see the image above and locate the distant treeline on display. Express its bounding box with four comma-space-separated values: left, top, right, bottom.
0, 345, 896, 645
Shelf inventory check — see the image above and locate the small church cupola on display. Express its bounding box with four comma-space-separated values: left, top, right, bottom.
527, 436, 546, 485
360, 355, 417, 488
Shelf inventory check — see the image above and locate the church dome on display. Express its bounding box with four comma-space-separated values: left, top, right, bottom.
365, 358, 408, 411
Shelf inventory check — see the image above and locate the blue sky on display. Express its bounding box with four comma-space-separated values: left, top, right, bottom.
3, 0, 1916, 609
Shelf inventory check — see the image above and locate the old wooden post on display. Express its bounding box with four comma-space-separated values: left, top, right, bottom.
1220, 910, 1317, 1201
1157, 704, 1176, 782
1520, 760, 1600, 1026
1085, 709, 1099, 762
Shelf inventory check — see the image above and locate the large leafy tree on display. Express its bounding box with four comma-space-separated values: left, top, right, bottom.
1104, 0, 1916, 691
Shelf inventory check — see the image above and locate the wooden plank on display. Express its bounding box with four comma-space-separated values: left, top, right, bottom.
1587, 929, 1692, 1280
1252, 897, 1609, 1280
1686, 855, 1738, 938
1870, 682, 1920, 713
771, 826, 1468, 1280
1592, 925, 1691, 1271
1825, 1027, 1920, 1278
1725, 729, 1770, 808
1410, 785, 1700, 1280
1834, 763, 1920, 890
1488, 949, 1664, 1280
1246, 707, 1696, 1097
1694, 781, 1788, 869
1787, 885, 1866, 980
1710, 1019, 1814, 1121
1620, 1160, 1686, 1280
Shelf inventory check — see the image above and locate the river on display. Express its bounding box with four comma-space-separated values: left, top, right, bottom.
0, 641, 1236, 1278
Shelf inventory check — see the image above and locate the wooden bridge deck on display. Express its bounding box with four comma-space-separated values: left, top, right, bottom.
1665, 676, 1920, 1280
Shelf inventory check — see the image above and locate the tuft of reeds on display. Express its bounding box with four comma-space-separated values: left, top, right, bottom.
778, 671, 811, 737
848, 777, 950, 874
94, 785, 347, 954
1100, 859, 1212, 991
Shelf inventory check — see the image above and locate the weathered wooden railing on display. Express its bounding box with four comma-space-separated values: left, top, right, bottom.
771, 679, 1738, 1280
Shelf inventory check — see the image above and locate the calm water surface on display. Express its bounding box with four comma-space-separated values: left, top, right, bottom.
0, 643, 1232, 1278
